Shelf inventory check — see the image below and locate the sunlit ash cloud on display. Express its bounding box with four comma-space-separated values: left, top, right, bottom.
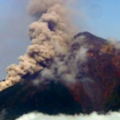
0, 0, 74, 91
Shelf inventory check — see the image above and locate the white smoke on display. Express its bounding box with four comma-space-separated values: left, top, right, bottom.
16, 112, 120, 120
75, 46, 88, 61
107, 37, 120, 50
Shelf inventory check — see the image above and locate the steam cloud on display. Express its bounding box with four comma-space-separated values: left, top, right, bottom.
0, 0, 75, 91
16, 112, 120, 120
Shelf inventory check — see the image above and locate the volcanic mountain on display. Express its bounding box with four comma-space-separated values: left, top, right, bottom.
0, 32, 120, 120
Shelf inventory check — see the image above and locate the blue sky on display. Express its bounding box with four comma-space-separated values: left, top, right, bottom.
0, 0, 120, 79
78, 0, 120, 39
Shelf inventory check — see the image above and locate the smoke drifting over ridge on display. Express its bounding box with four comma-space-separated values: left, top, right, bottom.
0, 0, 75, 91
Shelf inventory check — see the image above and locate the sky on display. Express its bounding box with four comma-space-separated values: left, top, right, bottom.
79, 0, 120, 39
0, 0, 120, 79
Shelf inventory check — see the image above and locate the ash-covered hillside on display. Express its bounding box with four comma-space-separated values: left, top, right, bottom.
0, 32, 120, 120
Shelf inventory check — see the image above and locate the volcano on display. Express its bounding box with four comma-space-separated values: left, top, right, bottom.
0, 32, 120, 120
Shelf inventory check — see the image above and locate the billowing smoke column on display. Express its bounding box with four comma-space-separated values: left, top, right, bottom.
0, 0, 73, 91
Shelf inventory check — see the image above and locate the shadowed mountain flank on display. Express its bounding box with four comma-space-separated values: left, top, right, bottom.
0, 32, 120, 120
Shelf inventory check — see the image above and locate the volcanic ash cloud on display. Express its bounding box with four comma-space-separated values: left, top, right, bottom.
0, 0, 74, 91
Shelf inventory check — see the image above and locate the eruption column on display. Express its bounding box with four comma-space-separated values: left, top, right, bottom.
0, 0, 73, 91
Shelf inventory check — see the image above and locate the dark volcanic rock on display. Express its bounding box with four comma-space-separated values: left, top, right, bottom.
73, 32, 107, 49
0, 32, 120, 119
0, 74, 82, 120
69, 32, 120, 113
104, 84, 120, 112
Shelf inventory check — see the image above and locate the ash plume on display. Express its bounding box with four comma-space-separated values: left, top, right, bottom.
0, 0, 75, 91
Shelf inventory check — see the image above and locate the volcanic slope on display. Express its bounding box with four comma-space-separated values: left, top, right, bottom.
0, 32, 120, 120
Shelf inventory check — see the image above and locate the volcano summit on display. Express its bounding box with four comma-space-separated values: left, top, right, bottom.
0, 32, 120, 120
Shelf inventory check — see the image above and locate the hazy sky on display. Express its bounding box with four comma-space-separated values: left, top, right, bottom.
0, 0, 120, 79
